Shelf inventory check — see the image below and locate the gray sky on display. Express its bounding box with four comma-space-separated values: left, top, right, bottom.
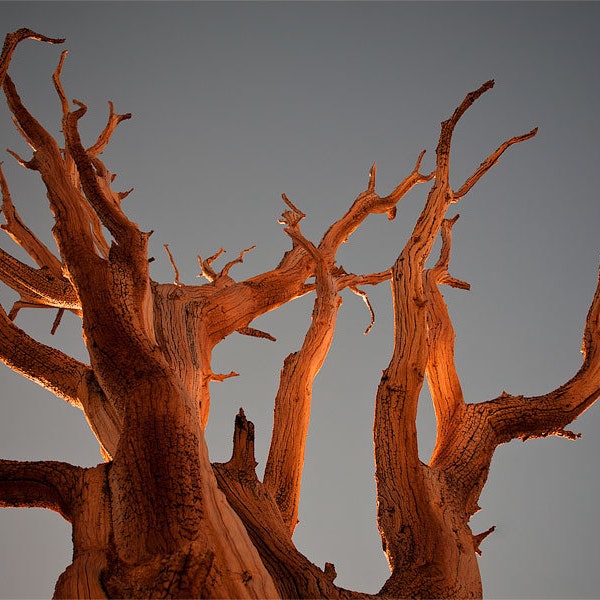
0, 2, 599, 598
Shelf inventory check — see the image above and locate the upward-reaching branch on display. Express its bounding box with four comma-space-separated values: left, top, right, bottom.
264, 198, 342, 534
262, 160, 435, 534
424, 216, 470, 459
373, 82, 537, 593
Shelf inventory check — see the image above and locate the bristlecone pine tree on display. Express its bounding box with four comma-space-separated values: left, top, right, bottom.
0, 29, 598, 600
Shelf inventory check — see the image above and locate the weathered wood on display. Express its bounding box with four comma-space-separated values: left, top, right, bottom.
0, 29, 598, 599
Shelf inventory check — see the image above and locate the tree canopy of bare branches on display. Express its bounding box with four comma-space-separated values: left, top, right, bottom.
0, 29, 598, 599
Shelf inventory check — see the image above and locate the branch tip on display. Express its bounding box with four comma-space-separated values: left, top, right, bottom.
473, 525, 496, 556
368, 163, 377, 192
163, 243, 181, 286
237, 326, 276, 342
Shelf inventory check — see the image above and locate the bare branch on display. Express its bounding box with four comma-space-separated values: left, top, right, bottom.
473, 526, 496, 556
87, 101, 132, 157
349, 285, 376, 334
3, 73, 100, 262
204, 370, 239, 383
0, 29, 64, 90
425, 217, 469, 461
51, 50, 70, 116
372, 81, 524, 578
0, 301, 85, 406
0, 163, 63, 276
221, 245, 255, 278
197, 247, 225, 282
481, 265, 600, 443
164, 243, 182, 286
202, 155, 429, 345
320, 152, 433, 255
0, 247, 80, 311
454, 128, 538, 200
0, 458, 82, 522
264, 201, 342, 534
236, 326, 276, 342
5, 147, 36, 169
62, 98, 138, 245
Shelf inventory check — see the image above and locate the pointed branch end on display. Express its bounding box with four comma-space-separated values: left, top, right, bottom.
117, 188, 134, 201
473, 525, 496, 556
6, 148, 35, 170
163, 243, 182, 286
12, 29, 66, 45
50, 308, 65, 335
368, 162, 377, 193
280, 193, 306, 229
349, 285, 375, 334
237, 326, 277, 342
207, 370, 239, 383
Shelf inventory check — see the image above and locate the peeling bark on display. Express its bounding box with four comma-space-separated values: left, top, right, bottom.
0, 30, 598, 600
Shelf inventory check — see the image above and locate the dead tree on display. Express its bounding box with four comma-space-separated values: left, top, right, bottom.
0, 29, 598, 599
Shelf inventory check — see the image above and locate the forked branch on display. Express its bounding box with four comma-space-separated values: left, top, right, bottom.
425, 216, 469, 458
373, 81, 537, 579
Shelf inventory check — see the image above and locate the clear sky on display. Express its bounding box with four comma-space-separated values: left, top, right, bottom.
0, 2, 599, 598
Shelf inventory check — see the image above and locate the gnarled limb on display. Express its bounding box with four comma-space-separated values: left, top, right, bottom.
0, 28, 64, 88
374, 82, 537, 597
214, 410, 371, 600
482, 265, 600, 443
424, 216, 470, 460
0, 302, 87, 407
263, 198, 342, 534
0, 163, 63, 276
205, 159, 433, 346
0, 247, 80, 311
0, 302, 121, 457
0, 458, 82, 521
427, 269, 600, 522
3, 73, 100, 264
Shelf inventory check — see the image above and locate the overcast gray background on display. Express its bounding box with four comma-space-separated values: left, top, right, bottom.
0, 2, 599, 598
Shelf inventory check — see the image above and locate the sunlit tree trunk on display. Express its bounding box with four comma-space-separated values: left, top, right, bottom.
0, 30, 598, 599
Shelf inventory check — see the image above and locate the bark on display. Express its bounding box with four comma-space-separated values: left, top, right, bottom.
0, 30, 598, 600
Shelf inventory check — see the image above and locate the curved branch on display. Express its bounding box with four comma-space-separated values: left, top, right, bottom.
425, 217, 469, 461
0, 247, 80, 311
426, 266, 600, 520
0, 459, 82, 521
0, 163, 63, 276
454, 128, 538, 200
483, 265, 600, 443
88, 101, 132, 157
320, 153, 432, 254
0, 29, 64, 89
0, 302, 120, 458
3, 73, 99, 263
62, 100, 137, 246
0, 302, 86, 406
